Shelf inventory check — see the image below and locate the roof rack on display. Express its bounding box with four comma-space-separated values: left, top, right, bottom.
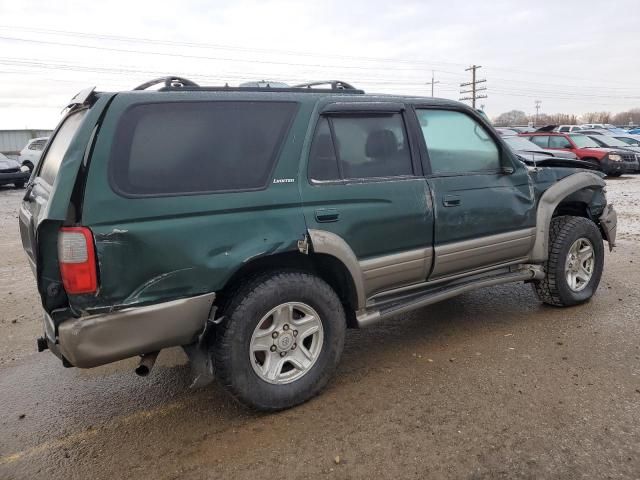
134, 76, 200, 91
132, 76, 364, 94
293, 80, 358, 90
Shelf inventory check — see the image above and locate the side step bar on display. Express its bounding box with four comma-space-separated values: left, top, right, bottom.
356, 267, 543, 328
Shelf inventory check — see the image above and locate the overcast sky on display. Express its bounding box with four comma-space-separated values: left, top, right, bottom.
1, 0, 639, 129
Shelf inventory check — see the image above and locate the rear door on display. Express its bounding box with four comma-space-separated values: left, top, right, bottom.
299, 103, 434, 298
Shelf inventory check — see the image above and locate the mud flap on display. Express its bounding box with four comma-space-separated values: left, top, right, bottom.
599, 204, 617, 251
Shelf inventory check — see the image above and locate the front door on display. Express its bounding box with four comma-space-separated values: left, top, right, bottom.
299, 107, 434, 298
414, 107, 537, 279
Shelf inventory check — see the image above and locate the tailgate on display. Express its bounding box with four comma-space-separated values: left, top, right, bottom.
18, 92, 115, 313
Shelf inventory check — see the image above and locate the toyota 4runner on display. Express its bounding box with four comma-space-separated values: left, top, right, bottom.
19, 77, 617, 410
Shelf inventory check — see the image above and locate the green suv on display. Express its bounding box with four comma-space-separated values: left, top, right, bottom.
19, 77, 617, 410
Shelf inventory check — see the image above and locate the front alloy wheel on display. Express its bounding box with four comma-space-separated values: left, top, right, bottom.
564, 238, 595, 292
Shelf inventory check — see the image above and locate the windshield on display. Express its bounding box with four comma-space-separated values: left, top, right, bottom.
615, 136, 640, 146
569, 134, 600, 148
504, 136, 542, 151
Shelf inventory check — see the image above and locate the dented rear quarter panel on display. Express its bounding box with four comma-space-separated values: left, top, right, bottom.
76, 92, 315, 312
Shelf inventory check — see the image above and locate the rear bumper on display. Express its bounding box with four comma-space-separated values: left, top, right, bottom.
45, 292, 216, 368
0, 171, 29, 185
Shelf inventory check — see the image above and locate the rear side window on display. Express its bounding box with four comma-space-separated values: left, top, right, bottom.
308, 114, 413, 181
39, 110, 87, 185
110, 101, 297, 196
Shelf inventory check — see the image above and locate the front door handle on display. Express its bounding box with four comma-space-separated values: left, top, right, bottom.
315, 208, 340, 223
443, 195, 461, 207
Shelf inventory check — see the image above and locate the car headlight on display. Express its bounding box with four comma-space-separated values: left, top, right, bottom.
20, 165, 30, 173
608, 154, 622, 162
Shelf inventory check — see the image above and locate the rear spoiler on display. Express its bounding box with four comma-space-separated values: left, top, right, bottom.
65, 87, 97, 110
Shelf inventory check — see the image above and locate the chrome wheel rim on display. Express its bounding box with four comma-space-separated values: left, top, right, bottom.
565, 237, 595, 292
249, 302, 324, 385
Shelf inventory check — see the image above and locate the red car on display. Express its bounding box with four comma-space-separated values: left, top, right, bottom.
519, 132, 635, 176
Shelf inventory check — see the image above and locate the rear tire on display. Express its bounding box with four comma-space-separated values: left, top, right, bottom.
214, 271, 346, 411
532, 216, 604, 307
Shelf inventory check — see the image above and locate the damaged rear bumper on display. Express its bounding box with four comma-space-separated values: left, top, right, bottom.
599, 203, 617, 250
44, 292, 215, 368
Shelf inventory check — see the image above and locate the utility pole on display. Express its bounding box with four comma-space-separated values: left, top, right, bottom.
459, 65, 487, 108
534, 100, 542, 126
427, 70, 440, 97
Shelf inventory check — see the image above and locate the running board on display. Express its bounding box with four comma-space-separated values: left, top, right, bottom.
355, 267, 543, 328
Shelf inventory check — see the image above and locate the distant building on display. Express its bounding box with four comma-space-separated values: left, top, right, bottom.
0, 129, 52, 159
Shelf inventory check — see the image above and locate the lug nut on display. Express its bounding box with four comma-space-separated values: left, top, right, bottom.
283, 324, 290, 331
293, 330, 298, 337
272, 331, 279, 339
279, 351, 286, 357
270, 345, 277, 352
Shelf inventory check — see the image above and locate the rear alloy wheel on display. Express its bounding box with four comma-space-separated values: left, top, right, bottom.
249, 302, 324, 384
214, 271, 346, 410
533, 215, 604, 307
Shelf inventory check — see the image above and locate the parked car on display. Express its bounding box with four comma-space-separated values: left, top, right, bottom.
20, 78, 617, 411
0, 152, 30, 188
611, 134, 640, 147
628, 127, 640, 135
507, 126, 537, 134
495, 127, 519, 136
581, 123, 616, 130
521, 132, 635, 176
556, 125, 583, 133
503, 135, 578, 160
584, 134, 640, 171
18, 137, 49, 172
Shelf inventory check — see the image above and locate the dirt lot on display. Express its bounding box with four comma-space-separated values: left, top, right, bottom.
1, 176, 639, 480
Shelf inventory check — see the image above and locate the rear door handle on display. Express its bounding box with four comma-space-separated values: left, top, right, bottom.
315, 208, 340, 223
443, 195, 461, 207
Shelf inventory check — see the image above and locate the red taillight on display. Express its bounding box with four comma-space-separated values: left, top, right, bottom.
58, 227, 98, 294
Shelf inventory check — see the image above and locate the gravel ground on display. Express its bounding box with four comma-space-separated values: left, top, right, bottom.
0, 176, 639, 480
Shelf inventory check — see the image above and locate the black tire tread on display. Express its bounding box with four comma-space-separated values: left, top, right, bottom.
533, 215, 601, 306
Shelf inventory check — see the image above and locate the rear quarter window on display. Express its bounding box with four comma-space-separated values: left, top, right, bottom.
38, 110, 87, 185
109, 101, 298, 196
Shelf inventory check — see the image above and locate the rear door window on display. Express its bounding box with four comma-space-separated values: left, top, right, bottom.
110, 101, 297, 196
529, 136, 549, 148
549, 136, 573, 149
38, 110, 87, 185
308, 113, 413, 181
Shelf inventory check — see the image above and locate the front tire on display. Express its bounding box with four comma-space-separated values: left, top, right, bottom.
214, 271, 346, 411
533, 216, 604, 307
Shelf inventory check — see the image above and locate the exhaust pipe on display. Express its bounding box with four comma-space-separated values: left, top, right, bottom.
135, 351, 159, 377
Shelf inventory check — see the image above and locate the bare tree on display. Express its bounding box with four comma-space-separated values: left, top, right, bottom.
581, 112, 612, 124
611, 108, 640, 126
493, 110, 528, 126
